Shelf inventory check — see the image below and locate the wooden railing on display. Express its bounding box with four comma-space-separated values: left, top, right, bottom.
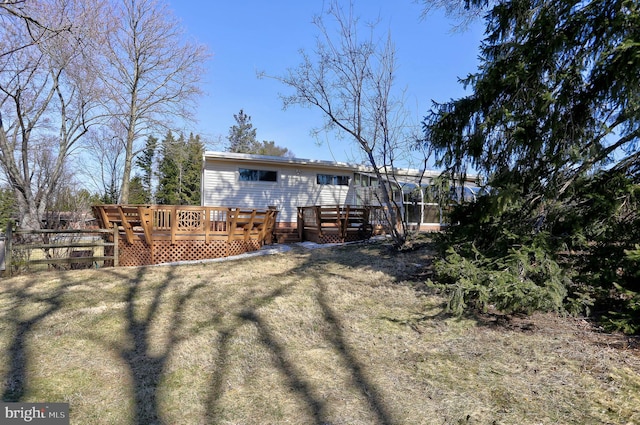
297, 205, 374, 242
3, 226, 118, 276
92, 205, 278, 246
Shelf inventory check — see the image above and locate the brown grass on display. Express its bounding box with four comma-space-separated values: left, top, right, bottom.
0, 240, 638, 424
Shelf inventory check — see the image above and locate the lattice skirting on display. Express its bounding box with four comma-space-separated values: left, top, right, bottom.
117, 235, 261, 266
303, 229, 367, 244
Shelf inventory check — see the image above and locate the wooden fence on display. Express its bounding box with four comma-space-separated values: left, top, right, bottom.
3, 226, 119, 276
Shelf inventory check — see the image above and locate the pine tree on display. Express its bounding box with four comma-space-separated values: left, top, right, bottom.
156, 131, 181, 205
156, 131, 204, 205
254, 140, 293, 157
182, 133, 204, 205
226, 109, 292, 156
0, 187, 17, 231
227, 109, 258, 154
423, 0, 640, 327
127, 176, 149, 204
134, 135, 157, 203
425, 0, 639, 210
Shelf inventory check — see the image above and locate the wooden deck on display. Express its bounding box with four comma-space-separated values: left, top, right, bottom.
92, 205, 278, 266
297, 205, 377, 244
91, 204, 379, 266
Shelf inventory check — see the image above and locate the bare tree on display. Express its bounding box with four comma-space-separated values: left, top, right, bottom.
0, 0, 109, 230
101, 0, 209, 204
0, 0, 69, 58
267, 1, 418, 248
81, 124, 127, 203
418, 0, 490, 30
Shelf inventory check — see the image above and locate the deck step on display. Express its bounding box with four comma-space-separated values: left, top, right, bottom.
274, 228, 301, 244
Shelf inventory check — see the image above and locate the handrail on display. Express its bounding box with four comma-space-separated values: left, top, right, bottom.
297, 205, 373, 241
4, 226, 119, 276
92, 205, 277, 247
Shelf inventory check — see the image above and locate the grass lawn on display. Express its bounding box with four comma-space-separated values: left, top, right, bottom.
0, 240, 638, 424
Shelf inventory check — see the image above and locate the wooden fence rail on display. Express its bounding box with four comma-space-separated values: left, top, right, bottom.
3, 225, 119, 277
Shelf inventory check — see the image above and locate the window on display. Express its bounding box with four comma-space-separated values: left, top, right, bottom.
354, 173, 378, 187
402, 184, 422, 224
317, 174, 350, 186
239, 168, 277, 182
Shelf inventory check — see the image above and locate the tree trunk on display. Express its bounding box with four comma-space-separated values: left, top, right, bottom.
15, 191, 44, 231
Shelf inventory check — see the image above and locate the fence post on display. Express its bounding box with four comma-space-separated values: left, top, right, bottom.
112, 225, 119, 267
5, 222, 12, 277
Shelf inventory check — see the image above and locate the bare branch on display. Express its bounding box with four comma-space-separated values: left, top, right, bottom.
265, 0, 423, 247
98, 0, 210, 203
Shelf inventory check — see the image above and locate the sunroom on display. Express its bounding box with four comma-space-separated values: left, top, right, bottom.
352, 170, 481, 231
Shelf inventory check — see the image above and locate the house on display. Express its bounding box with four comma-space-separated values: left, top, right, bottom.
201, 151, 480, 238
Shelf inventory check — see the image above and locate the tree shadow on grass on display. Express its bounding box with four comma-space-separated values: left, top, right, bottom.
119, 266, 172, 425
104, 265, 210, 425
204, 283, 314, 423
205, 243, 400, 425
315, 281, 394, 425
2, 276, 71, 402
2, 240, 410, 423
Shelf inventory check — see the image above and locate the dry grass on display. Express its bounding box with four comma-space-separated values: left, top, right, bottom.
0, 240, 638, 425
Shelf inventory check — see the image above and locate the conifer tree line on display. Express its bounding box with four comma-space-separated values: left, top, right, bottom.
126, 132, 204, 206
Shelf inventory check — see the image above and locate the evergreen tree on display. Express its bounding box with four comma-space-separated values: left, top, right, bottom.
227, 109, 258, 153
156, 131, 204, 205
134, 135, 157, 203
101, 182, 119, 204
254, 140, 293, 157
128, 176, 149, 204
423, 0, 640, 330
226, 109, 292, 156
183, 133, 204, 204
156, 131, 182, 205
0, 187, 17, 231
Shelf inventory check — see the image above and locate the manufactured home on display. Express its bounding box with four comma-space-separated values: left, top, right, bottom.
201, 151, 480, 239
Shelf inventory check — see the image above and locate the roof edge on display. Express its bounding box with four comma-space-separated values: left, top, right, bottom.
202, 150, 477, 180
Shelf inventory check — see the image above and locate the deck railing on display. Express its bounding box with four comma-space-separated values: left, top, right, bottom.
297, 205, 377, 243
92, 205, 278, 246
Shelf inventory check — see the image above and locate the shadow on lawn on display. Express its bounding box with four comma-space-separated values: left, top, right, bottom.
104, 266, 209, 425
2, 277, 71, 402
1, 240, 419, 422
204, 243, 399, 425
315, 281, 394, 425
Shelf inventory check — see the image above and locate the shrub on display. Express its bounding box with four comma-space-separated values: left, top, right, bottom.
430, 244, 569, 316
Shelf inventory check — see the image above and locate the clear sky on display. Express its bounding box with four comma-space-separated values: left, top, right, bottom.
167, 0, 485, 166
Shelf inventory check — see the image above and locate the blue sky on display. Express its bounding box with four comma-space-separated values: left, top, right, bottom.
167, 0, 485, 166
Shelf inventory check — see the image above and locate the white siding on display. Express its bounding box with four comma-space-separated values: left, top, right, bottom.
202, 159, 356, 223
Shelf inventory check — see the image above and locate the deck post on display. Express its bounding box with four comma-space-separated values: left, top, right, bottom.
204, 207, 211, 244
112, 225, 119, 267
341, 205, 351, 241
170, 206, 178, 245
297, 207, 304, 242
315, 206, 322, 238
